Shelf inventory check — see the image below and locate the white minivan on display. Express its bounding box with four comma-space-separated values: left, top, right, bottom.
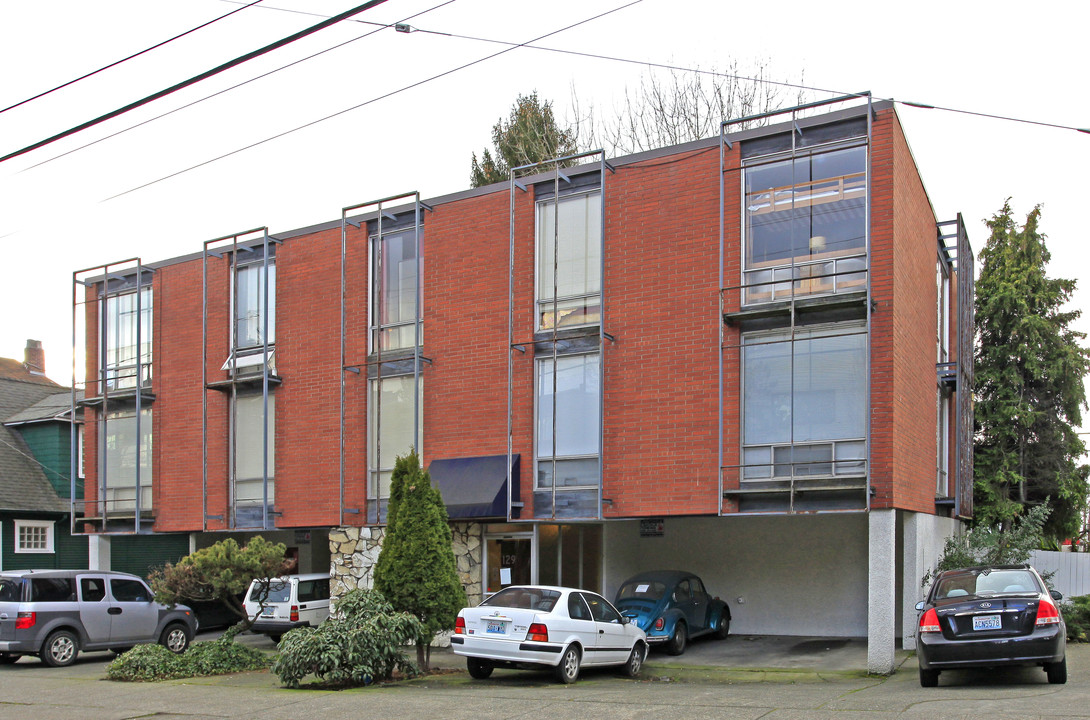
243, 573, 330, 641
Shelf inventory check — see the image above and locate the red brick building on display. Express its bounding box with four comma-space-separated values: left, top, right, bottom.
74, 96, 972, 672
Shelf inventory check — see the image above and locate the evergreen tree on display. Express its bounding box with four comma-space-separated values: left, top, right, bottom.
973, 201, 1090, 540
373, 449, 466, 669
470, 92, 577, 188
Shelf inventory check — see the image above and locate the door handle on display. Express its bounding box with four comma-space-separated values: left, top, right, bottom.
108, 607, 122, 615
599, 629, 605, 634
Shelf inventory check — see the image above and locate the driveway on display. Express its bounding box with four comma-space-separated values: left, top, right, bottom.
2, 636, 1088, 719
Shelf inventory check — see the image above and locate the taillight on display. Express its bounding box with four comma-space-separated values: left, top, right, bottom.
15, 612, 35, 630
455, 616, 466, 635
919, 608, 941, 633
1036, 600, 1061, 626
290, 605, 299, 622
527, 623, 549, 642
653, 617, 664, 631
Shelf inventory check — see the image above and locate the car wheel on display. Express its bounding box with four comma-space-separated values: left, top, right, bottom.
622, 643, 645, 678
1046, 657, 1068, 685
160, 623, 192, 654
919, 668, 939, 687
666, 622, 687, 656
268, 634, 283, 643
40, 629, 79, 667
466, 657, 494, 679
554, 645, 581, 684
715, 613, 731, 640
0, 653, 19, 664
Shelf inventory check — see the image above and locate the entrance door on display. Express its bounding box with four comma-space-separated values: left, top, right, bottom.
484, 535, 532, 594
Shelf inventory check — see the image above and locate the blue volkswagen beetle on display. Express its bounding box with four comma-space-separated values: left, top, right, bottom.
613, 570, 730, 655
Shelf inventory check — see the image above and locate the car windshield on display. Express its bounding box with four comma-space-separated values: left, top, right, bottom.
617, 580, 667, 601
0, 578, 20, 602
935, 569, 1040, 599
481, 587, 560, 612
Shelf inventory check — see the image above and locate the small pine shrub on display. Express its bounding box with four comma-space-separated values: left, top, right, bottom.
1061, 595, 1090, 642
271, 588, 424, 688
106, 636, 270, 682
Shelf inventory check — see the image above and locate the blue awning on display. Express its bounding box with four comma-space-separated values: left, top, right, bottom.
427, 454, 519, 520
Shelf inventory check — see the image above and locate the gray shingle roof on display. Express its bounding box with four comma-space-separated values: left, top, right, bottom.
5, 391, 83, 425
0, 376, 69, 513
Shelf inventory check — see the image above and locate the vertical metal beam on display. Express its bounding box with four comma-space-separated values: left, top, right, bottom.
865, 93, 874, 512
507, 177, 517, 523
412, 193, 422, 455
201, 243, 208, 532
550, 168, 559, 521
134, 261, 144, 534
261, 228, 271, 530
717, 124, 726, 515
339, 212, 348, 525
70, 272, 79, 536
596, 154, 606, 522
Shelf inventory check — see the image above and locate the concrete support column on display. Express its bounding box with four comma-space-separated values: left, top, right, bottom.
867, 508, 896, 674
88, 535, 111, 571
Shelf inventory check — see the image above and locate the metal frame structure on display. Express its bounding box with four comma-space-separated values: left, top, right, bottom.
507, 150, 614, 522
339, 192, 428, 526
718, 93, 876, 516
202, 228, 279, 531
71, 258, 154, 535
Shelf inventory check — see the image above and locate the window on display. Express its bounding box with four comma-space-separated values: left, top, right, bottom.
235, 393, 275, 509
80, 577, 106, 602
30, 577, 74, 601
371, 228, 422, 352
103, 407, 153, 512
104, 287, 153, 390
536, 354, 600, 488
742, 325, 866, 480
367, 375, 422, 499
235, 260, 276, 350
536, 191, 602, 330
743, 146, 866, 304
14, 519, 54, 553
110, 578, 151, 602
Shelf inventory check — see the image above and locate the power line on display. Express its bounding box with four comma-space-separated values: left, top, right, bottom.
21, 0, 458, 173
0, 0, 391, 164
104, 0, 645, 201
1, 0, 266, 116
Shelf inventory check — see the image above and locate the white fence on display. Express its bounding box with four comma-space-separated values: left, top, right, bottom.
1030, 550, 1090, 598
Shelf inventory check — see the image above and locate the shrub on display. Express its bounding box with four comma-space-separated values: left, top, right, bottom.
922, 504, 1052, 588
106, 635, 270, 682
271, 588, 424, 688
1062, 595, 1090, 642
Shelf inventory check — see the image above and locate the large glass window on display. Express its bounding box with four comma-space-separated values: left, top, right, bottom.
235, 261, 276, 350
537, 191, 602, 330
742, 326, 866, 480
103, 407, 153, 512
235, 393, 275, 508
104, 288, 152, 390
743, 146, 866, 304
371, 228, 422, 352
367, 375, 422, 499
536, 354, 600, 488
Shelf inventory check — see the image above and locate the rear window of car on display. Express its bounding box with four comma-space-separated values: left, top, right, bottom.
30, 578, 76, 602
482, 588, 560, 612
0, 578, 21, 602
617, 580, 667, 601
936, 569, 1041, 599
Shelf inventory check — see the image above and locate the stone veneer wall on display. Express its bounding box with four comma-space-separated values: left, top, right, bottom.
329, 521, 484, 607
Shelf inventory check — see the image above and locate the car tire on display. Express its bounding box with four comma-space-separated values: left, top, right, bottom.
666, 622, 687, 656
40, 629, 79, 667
0, 653, 19, 664
1046, 657, 1068, 685
268, 634, 284, 643
159, 622, 192, 654
622, 643, 645, 678
919, 668, 939, 687
466, 657, 494, 679
715, 613, 731, 640
554, 645, 581, 684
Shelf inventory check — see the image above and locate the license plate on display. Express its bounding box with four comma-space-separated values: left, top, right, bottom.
972, 614, 1001, 631
261, 608, 276, 618
485, 620, 507, 634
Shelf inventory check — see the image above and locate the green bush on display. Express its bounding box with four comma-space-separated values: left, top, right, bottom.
271, 588, 424, 688
106, 635, 270, 682
1061, 595, 1090, 642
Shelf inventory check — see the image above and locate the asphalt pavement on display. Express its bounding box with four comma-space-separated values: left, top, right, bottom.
2, 633, 1088, 719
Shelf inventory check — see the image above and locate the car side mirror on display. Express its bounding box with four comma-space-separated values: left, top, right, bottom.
914, 601, 925, 612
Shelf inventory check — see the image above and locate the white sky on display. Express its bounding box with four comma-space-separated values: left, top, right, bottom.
1, 1, 1087, 429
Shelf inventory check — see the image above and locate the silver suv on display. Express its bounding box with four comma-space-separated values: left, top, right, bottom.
0, 569, 197, 667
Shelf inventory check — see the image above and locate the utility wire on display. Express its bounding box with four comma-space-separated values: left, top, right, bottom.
1, 0, 266, 116
21, 0, 458, 173
0, 0, 390, 164
104, 0, 644, 201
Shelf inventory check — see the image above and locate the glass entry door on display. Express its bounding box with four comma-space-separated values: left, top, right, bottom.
484, 534, 532, 594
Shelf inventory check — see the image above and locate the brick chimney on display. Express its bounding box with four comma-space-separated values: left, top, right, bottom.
24, 339, 45, 376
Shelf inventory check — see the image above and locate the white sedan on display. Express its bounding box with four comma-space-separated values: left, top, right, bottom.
452, 585, 647, 683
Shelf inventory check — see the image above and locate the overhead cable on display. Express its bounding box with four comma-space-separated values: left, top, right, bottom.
0, 0, 390, 164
